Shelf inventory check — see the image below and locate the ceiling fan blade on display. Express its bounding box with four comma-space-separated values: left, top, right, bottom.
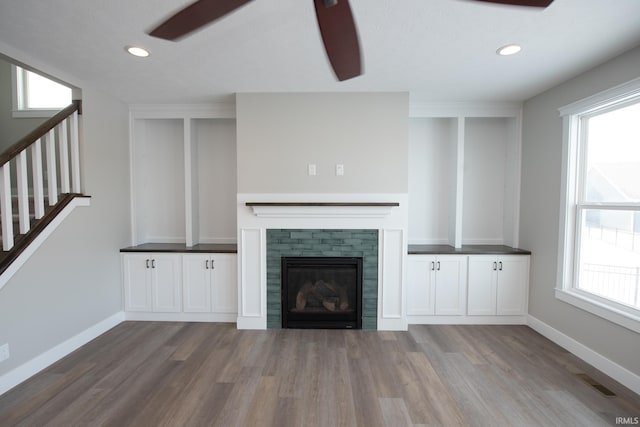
471, 0, 553, 7
313, 0, 362, 81
149, 0, 254, 41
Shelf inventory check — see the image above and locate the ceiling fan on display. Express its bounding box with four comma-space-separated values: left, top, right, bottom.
148, 0, 554, 82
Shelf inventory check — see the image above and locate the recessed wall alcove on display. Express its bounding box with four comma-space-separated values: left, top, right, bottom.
266, 229, 379, 329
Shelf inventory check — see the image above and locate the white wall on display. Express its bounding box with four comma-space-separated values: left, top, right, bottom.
0, 53, 130, 378
236, 92, 409, 194
520, 45, 640, 375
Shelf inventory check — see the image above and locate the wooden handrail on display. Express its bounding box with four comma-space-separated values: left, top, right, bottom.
0, 99, 82, 168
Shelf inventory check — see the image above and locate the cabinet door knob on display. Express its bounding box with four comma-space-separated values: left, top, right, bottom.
146, 259, 150, 269
151, 259, 156, 269
205, 260, 209, 269
431, 261, 435, 271
493, 262, 497, 271
436, 261, 441, 271
499, 261, 503, 271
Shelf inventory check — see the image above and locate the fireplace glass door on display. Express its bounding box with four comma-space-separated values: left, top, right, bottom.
281, 257, 363, 329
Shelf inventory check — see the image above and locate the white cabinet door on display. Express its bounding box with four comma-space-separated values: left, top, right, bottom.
183, 254, 212, 312
151, 254, 182, 312
496, 256, 529, 315
407, 255, 436, 315
123, 252, 181, 312
434, 255, 467, 316
211, 254, 237, 314
123, 254, 152, 312
467, 256, 498, 316
467, 254, 529, 316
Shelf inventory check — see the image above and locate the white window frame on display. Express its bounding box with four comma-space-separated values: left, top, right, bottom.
11, 65, 72, 118
557, 77, 640, 334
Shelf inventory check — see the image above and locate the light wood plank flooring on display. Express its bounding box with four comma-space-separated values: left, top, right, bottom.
0, 322, 638, 426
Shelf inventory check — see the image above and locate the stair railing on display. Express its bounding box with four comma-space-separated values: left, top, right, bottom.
0, 100, 82, 251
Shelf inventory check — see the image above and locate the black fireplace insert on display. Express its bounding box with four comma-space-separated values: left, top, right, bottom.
281, 257, 363, 329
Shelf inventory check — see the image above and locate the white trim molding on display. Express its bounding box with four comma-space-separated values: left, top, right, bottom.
556, 77, 640, 334
0, 312, 125, 396
556, 289, 640, 335
528, 315, 640, 396
558, 76, 640, 117
247, 203, 398, 219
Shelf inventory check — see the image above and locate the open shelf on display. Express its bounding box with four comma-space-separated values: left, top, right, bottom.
130, 113, 237, 247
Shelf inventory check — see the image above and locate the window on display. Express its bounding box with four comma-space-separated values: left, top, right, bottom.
557, 78, 640, 333
12, 65, 72, 117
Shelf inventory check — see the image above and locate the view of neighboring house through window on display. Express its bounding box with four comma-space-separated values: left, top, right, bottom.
13, 65, 72, 113
576, 100, 640, 311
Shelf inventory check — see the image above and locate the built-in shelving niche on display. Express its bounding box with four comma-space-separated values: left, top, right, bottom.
408, 107, 521, 248
129, 104, 521, 250
130, 108, 237, 247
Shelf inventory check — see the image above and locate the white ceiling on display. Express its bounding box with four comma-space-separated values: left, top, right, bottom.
1, 0, 639, 104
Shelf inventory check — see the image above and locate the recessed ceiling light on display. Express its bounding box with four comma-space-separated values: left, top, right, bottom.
497, 44, 522, 56
126, 46, 150, 57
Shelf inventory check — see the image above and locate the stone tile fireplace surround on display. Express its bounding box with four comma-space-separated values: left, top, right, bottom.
236, 194, 409, 331
267, 229, 379, 329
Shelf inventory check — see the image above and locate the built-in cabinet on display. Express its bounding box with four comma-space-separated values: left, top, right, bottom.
125, 103, 530, 326
121, 249, 237, 320
183, 253, 237, 313
467, 255, 529, 316
122, 253, 182, 312
407, 255, 467, 316
407, 250, 530, 324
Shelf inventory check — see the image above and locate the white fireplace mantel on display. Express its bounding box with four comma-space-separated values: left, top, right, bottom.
245, 202, 399, 218
236, 193, 409, 331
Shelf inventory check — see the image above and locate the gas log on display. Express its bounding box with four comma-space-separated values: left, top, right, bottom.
295, 280, 349, 312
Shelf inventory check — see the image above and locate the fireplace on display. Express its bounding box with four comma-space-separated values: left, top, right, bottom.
281, 257, 363, 329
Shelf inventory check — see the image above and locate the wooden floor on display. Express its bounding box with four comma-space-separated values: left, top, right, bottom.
0, 322, 638, 426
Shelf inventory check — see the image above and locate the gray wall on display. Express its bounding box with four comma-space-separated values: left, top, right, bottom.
0, 57, 48, 150
520, 44, 640, 375
236, 92, 409, 194
0, 82, 130, 377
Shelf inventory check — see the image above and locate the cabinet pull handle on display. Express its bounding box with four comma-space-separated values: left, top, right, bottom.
431, 261, 435, 271
493, 262, 497, 271
436, 261, 440, 271
205, 260, 209, 269
146, 259, 149, 269
499, 261, 503, 271
212, 260, 215, 270
151, 259, 156, 269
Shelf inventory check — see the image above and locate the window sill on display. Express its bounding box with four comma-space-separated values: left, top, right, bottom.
555, 288, 640, 334
12, 109, 58, 119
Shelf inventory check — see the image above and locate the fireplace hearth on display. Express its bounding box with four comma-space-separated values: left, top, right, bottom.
281, 257, 363, 329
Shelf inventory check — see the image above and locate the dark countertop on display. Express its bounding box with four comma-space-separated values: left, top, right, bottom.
120, 243, 238, 253
408, 244, 531, 255
121, 243, 528, 256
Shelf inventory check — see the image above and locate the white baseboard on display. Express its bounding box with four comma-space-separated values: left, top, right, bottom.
527, 315, 640, 396
377, 318, 409, 331
0, 311, 125, 396
409, 315, 528, 325
236, 316, 267, 330
124, 312, 237, 323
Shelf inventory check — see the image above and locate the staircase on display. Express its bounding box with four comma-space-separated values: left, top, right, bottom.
0, 100, 89, 280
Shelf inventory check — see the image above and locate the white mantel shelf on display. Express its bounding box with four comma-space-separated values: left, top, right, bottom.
245, 202, 400, 218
